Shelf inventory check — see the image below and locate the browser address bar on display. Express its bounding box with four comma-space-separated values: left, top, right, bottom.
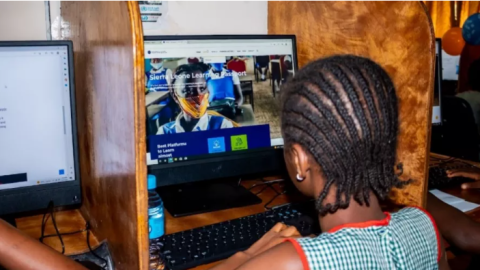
146, 43, 280, 49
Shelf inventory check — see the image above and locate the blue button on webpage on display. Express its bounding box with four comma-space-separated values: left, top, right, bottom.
208, 137, 226, 153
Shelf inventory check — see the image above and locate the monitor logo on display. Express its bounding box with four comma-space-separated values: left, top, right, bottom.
148, 50, 151, 54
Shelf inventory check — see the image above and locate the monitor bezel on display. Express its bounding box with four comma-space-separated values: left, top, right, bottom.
144, 34, 297, 187
0, 40, 81, 215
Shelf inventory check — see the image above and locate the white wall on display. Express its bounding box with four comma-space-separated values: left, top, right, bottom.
143, 1, 268, 36
0, 1, 47, 41
0, 1, 268, 40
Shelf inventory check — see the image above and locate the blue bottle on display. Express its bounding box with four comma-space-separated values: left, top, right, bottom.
148, 174, 164, 240
148, 175, 165, 269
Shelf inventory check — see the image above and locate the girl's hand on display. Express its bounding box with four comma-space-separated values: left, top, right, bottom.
244, 223, 301, 257
447, 168, 480, 189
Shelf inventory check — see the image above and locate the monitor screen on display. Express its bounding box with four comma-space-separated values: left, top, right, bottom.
432, 39, 442, 125
0, 45, 77, 190
144, 36, 296, 166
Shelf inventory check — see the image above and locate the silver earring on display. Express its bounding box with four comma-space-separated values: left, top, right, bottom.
296, 174, 305, 182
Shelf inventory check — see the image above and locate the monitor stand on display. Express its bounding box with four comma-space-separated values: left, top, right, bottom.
157, 178, 262, 217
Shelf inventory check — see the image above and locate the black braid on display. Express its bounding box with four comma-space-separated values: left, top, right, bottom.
280, 55, 411, 216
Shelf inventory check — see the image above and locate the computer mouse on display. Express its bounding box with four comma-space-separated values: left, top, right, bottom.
77, 260, 104, 270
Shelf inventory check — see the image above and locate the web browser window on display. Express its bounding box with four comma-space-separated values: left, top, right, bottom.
144, 38, 296, 165
0, 45, 76, 190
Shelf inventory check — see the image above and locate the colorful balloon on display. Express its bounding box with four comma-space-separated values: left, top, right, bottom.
463, 13, 480, 45
442, 27, 465, 56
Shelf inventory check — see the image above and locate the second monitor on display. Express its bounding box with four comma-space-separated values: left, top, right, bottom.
144, 35, 297, 216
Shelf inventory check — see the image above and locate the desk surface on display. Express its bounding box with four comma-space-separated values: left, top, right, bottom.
16, 209, 100, 256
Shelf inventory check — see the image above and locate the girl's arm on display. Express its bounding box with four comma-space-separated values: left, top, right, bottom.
209, 223, 301, 270
427, 193, 480, 254
235, 242, 304, 270
0, 219, 87, 270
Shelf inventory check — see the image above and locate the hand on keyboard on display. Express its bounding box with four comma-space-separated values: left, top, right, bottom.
161, 202, 321, 270
244, 223, 301, 257
446, 168, 480, 189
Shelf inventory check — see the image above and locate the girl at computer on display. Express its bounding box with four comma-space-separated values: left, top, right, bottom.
209, 55, 450, 270
0, 55, 456, 270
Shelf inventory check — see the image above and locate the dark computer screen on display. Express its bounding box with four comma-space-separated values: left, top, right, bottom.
432, 39, 443, 125
144, 36, 296, 168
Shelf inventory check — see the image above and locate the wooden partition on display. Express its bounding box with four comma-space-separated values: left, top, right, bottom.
269, 1, 435, 207
61, 2, 148, 269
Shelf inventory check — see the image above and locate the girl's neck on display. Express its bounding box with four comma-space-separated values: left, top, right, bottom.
318, 195, 386, 232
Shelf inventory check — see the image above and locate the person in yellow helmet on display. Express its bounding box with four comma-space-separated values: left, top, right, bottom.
157, 64, 237, 135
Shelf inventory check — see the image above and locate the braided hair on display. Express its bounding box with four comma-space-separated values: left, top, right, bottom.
281, 55, 410, 216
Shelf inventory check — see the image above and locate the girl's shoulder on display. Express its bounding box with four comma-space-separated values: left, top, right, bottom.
284, 207, 441, 270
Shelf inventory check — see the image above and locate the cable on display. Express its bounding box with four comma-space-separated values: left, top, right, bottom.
247, 179, 285, 191
261, 179, 288, 210
264, 190, 288, 210
429, 156, 480, 170
86, 223, 108, 270
41, 229, 86, 239
39, 201, 65, 254
253, 184, 271, 195
37, 202, 108, 269
451, 159, 480, 169
430, 155, 455, 162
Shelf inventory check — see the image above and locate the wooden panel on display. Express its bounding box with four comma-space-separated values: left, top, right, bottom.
269, 1, 435, 207
61, 2, 148, 269
16, 210, 100, 255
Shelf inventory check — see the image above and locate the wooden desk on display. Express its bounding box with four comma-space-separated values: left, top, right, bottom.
16, 209, 100, 256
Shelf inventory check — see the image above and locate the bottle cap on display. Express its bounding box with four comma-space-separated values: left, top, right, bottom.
147, 175, 156, 190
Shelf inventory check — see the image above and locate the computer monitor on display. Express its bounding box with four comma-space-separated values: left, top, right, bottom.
144, 35, 297, 215
432, 38, 443, 125
0, 41, 81, 219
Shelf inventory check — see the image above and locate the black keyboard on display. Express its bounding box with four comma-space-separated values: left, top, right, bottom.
162, 201, 321, 270
428, 166, 474, 189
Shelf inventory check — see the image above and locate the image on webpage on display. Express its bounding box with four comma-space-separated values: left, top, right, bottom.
145, 54, 294, 140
